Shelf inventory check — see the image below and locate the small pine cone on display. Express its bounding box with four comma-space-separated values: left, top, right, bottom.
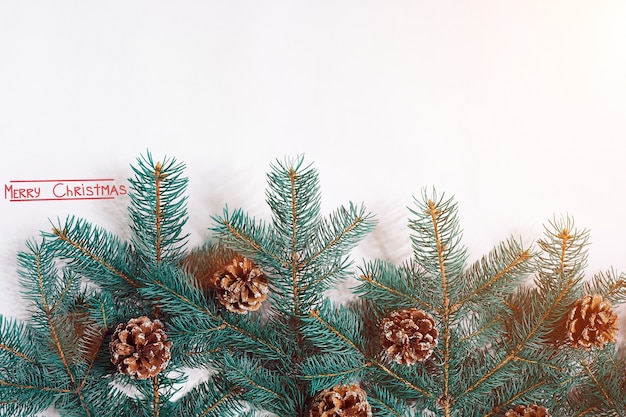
504, 404, 551, 417
211, 255, 268, 314
309, 384, 372, 417
109, 316, 172, 380
380, 308, 438, 365
566, 294, 619, 350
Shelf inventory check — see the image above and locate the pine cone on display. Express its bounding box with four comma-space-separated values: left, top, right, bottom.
211, 255, 268, 314
504, 404, 551, 417
380, 308, 438, 365
309, 384, 372, 417
566, 294, 619, 350
109, 316, 172, 380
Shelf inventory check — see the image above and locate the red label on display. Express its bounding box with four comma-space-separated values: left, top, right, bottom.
4, 178, 128, 202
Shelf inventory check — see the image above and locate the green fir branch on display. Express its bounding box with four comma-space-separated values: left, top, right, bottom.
210, 155, 375, 416
46, 217, 140, 290
408, 190, 468, 285
142, 264, 287, 360
10, 239, 118, 417
0, 317, 39, 367
569, 348, 626, 417
213, 207, 287, 274
412, 191, 459, 416
172, 380, 244, 417
128, 152, 190, 269
366, 385, 407, 417
452, 237, 533, 312
305, 307, 432, 399
300, 353, 370, 393
223, 354, 297, 417
582, 269, 626, 305
460, 217, 588, 408
355, 260, 436, 313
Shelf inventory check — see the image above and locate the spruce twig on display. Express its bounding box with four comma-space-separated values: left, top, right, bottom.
209, 155, 376, 416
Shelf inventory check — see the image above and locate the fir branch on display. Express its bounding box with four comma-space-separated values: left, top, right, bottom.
421, 195, 455, 415
0, 376, 63, 416
536, 217, 589, 290
460, 218, 586, 404
0, 378, 72, 393
197, 388, 239, 417
171, 379, 243, 417
572, 349, 626, 417
143, 265, 286, 360
128, 152, 190, 269
457, 313, 502, 345
13, 238, 143, 417
452, 238, 533, 312
48, 218, 140, 289
355, 260, 436, 312
408, 190, 467, 282
8, 151, 626, 416
0, 317, 39, 366
14, 240, 106, 417
299, 258, 351, 296
582, 269, 626, 305
303, 302, 366, 355
211, 156, 375, 415
0, 342, 36, 365
366, 385, 406, 417
481, 378, 551, 417
302, 202, 374, 269
30, 245, 77, 388
306, 309, 431, 398
213, 207, 287, 273
213, 155, 375, 319
580, 361, 618, 413
223, 354, 297, 417
300, 353, 370, 393
153, 376, 161, 417
288, 159, 305, 335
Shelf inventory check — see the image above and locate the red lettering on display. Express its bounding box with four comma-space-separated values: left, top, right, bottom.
8, 180, 126, 201
53, 183, 65, 198
4, 184, 42, 200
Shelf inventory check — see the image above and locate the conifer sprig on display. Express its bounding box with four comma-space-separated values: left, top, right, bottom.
568, 348, 626, 416
47, 217, 140, 290
0, 239, 112, 417
209, 155, 376, 416
331, 190, 552, 416
128, 153, 189, 268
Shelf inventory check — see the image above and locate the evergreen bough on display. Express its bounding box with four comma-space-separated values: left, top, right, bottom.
0, 152, 624, 417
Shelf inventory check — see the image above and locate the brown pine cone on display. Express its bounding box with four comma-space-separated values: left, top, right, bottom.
566, 294, 619, 350
211, 255, 268, 314
309, 384, 372, 417
380, 308, 438, 365
109, 316, 172, 380
504, 404, 551, 417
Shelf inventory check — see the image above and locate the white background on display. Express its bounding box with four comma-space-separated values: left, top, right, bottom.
1, 1, 626, 414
